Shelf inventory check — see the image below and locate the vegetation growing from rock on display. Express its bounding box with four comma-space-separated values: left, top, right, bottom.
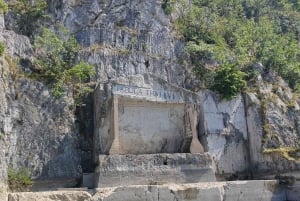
34, 26, 95, 103
10, 0, 48, 37
211, 63, 246, 100
169, 0, 300, 99
263, 147, 300, 161
0, 42, 5, 56
0, 0, 8, 14
7, 167, 32, 192
161, 0, 174, 15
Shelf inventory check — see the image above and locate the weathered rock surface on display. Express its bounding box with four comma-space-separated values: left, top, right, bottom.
258, 74, 299, 149
0, 0, 300, 198
197, 71, 300, 176
0, 57, 9, 192
95, 153, 215, 188
0, 29, 82, 187
245, 72, 300, 174
199, 91, 249, 175
6, 180, 289, 201
50, 0, 188, 86
8, 191, 92, 201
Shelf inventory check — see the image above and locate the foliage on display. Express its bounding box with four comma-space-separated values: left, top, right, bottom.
34, 26, 95, 103
0, 0, 8, 14
11, 0, 48, 37
174, 0, 300, 97
212, 64, 247, 100
0, 42, 5, 56
161, 0, 174, 15
263, 147, 300, 161
7, 167, 32, 191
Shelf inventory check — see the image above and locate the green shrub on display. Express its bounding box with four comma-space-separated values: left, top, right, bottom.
12, 0, 48, 37
175, 0, 300, 94
0, 42, 5, 56
161, 0, 174, 15
8, 167, 32, 192
211, 64, 246, 100
0, 0, 8, 14
34, 26, 95, 103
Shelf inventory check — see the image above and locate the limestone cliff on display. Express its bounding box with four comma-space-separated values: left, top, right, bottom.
52, 0, 188, 85
0, 0, 191, 191
0, 29, 81, 190
0, 0, 299, 194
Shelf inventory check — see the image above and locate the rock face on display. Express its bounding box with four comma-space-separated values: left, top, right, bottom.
199, 77, 300, 176
1, 0, 192, 191
0, 0, 300, 197
0, 29, 82, 188
50, 0, 187, 86
245, 73, 300, 174
199, 91, 249, 175
0, 57, 8, 193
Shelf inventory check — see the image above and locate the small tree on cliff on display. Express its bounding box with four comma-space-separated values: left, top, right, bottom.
34, 26, 95, 103
211, 64, 246, 100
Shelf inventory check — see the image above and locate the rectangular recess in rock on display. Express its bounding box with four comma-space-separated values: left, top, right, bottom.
94, 77, 203, 156
117, 98, 185, 154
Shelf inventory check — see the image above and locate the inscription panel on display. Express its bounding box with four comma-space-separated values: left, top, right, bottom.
112, 84, 184, 103
118, 100, 186, 154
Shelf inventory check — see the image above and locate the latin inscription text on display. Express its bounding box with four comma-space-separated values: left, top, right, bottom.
112, 84, 183, 102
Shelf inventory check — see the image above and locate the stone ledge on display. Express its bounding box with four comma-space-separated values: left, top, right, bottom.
95, 153, 216, 188
6, 180, 293, 201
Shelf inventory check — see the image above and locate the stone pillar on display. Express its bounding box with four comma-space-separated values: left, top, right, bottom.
109, 96, 121, 154
186, 104, 204, 154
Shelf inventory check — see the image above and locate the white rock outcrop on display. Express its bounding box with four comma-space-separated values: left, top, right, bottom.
199, 91, 249, 175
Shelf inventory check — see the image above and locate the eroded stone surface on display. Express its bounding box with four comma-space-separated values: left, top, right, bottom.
199, 91, 249, 175
0, 29, 81, 186
95, 153, 215, 188
118, 99, 186, 154
1, 0, 300, 196
8, 191, 91, 201
6, 180, 288, 201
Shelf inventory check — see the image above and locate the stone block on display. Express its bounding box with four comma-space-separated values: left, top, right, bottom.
95, 153, 216, 188
223, 180, 286, 201
94, 180, 287, 201
8, 191, 91, 201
